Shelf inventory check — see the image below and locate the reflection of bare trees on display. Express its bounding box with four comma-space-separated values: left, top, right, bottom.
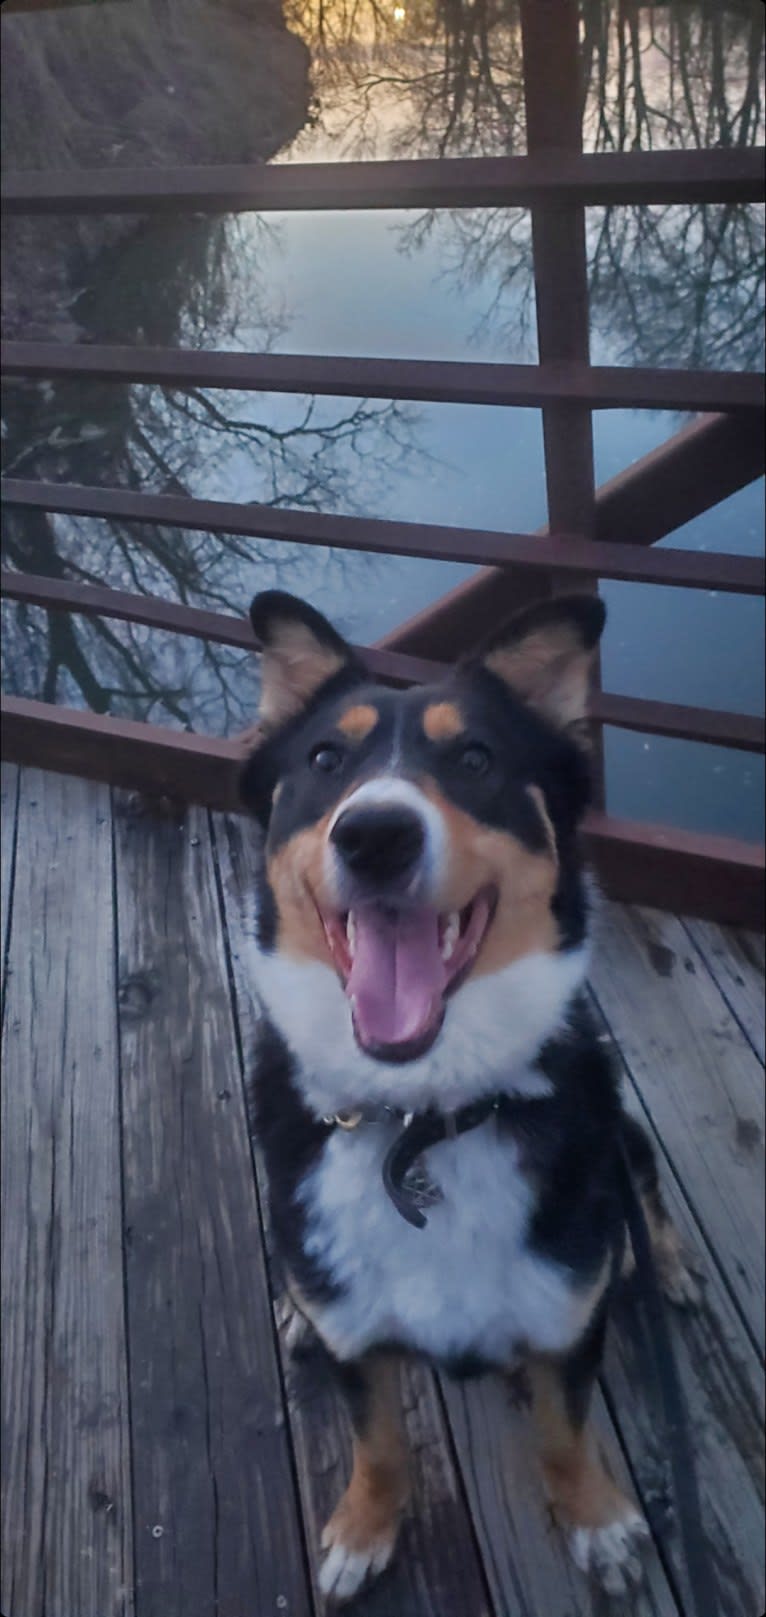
588, 198, 765, 368
3, 1, 763, 727
1, 371, 420, 729
2, 209, 422, 731
370, 1, 764, 369
288, 0, 763, 160
287, 0, 526, 159
581, 0, 764, 154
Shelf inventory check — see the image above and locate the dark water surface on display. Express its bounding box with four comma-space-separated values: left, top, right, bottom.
1, 0, 763, 839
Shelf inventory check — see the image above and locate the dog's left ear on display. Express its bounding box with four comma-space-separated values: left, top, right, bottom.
471, 593, 606, 742
249, 591, 360, 732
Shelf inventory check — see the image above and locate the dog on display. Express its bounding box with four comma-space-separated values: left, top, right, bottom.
239, 589, 692, 1604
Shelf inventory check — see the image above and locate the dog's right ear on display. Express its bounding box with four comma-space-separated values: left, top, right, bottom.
240, 593, 361, 823
249, 591, 360, 733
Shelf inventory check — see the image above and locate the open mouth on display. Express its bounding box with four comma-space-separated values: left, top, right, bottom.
320, 887, 497, 1062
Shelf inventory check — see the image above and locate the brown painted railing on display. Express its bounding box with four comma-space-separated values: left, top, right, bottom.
2, 0, 764, 927
2, 568, 763, 757
3, 342, 763, 414
3, 145, 762, 214
3, 481, 763, 592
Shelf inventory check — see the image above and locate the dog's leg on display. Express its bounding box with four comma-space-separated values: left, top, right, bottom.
320, 1352, 409, 1604
620, 1114, 702, 1306
526, 1310, 649, 1595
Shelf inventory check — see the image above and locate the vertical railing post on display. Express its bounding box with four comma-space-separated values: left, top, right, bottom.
519, 0, 605, 802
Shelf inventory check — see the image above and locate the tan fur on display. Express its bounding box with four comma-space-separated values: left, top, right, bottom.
322, 1358, 409, 1556
422, 701, 465, 743
621, 1187, 700, 1306
419, 780, 560, 975
267, 777, 560, 976
528, 1357, 637, 1531
337, 704, 380, 742
485, 619, 594, 734
266, 813, 337, 963
258, 619, 345, 730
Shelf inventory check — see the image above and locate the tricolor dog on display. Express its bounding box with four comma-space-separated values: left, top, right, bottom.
240, 590, 692, 1604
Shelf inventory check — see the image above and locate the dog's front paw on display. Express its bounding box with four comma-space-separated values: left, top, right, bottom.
319, 1508, 397, 1604
568, 1510, 650, 1596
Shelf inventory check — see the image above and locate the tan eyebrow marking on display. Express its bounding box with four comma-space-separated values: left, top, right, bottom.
337, 703, 380, 742
422, 702, 465, 743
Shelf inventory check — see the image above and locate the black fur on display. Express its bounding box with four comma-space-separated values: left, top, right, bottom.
242, 591, 663, 1526
249, 1015, 339, 1308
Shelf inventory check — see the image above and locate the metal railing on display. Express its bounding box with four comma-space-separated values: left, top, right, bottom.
1, 0, 764, 927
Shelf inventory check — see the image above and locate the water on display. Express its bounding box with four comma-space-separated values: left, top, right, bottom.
1, 0, 764, 840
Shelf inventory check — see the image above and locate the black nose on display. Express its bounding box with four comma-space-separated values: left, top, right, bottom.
331, 806, 425, 884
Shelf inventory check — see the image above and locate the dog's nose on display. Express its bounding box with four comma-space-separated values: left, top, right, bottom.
330, 805, 425, 884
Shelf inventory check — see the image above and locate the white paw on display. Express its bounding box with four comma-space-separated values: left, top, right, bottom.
318, 1530, 395, 1603
568, 1511, 650, 1596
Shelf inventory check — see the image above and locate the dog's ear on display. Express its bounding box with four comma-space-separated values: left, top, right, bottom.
470, 593, 606, 743
249, 591, 360, 732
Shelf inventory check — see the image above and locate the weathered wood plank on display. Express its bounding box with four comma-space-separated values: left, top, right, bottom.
589, 1000, 765, 1617
682, 921, 765, 1066
0, 761, 19, 996
442, 1373, 681, 1617
1, 769, 133, 1617
279, 1323, 494, 1617
588, 902, 765, 1355
444, 992, 765, 1617
212, 808, 494, 1617
112, 793, 311, 1617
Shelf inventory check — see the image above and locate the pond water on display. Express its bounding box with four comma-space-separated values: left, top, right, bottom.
1, 0, 764, 839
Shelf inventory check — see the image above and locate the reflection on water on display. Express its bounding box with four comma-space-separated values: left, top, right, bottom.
282, 0, 764, 161
1, 0, 764, 838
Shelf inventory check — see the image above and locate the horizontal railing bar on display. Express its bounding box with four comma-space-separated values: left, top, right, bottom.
1, 693, 245, 813
2, 567, 763, 753
592, 691, 765, 753
1, 695, 762, 926
0, 568, 434, 686
2, 147, 763, 215
583, 809, 764, 930
2, 479, 763, 594
3, 342, 763, 413
377, 412, 766, 660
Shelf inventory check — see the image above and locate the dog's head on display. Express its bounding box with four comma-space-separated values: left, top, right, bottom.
240, 590, 604, 1113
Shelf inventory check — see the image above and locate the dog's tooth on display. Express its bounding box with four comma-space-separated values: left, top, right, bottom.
346, 911, 357, 955
441, 910, 460, 961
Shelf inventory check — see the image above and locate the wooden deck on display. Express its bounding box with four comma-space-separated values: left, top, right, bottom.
1, 762, 763, 1617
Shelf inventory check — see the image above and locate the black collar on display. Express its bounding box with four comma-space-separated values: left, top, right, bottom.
382, 1097, 500, 1227
323, 1095, 503, 1229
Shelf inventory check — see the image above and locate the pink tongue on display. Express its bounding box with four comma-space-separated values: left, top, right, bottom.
346, 905, 446, 1049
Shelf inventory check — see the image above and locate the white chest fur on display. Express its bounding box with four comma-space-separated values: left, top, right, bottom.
299, 1117, 601, 1365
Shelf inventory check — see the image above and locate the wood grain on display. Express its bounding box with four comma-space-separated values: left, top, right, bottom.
588, 998, 765, 1617
1, 769, 133, 1617
682, 921, 765, 1066
441, 1375, 680, 1617
0, 761, 18, 997
112, 794, 311, 1617
588, 903, 765, 1356
212, 807, 493, 1617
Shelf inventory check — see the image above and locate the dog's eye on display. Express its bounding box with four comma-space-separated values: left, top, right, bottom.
458, 743, 492, 776
310, 743, 343, 773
